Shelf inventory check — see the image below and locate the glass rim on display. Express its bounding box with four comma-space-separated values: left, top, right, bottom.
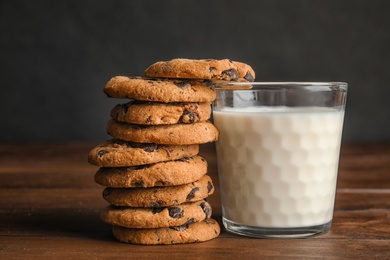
215, 81, 348, 90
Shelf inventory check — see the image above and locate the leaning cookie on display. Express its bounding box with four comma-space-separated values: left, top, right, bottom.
106, 120, 219, 145
95, 156, 207, 188
101, 200, 212, 229
144, 58, 255, 82
104, 76, 216, 102
111, 101, 212, 125
112, 218, 220, 245
88, 139, 199, 167
102, 175, 214, 207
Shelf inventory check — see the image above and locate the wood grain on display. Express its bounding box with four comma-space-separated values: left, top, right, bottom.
0, 142, 389, 259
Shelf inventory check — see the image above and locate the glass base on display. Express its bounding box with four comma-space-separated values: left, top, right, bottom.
223, 217, 332, 238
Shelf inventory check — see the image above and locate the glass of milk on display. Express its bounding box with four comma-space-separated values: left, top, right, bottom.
213, 82, 347, 238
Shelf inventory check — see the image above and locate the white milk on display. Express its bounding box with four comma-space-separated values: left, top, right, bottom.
214, 107, 344, 228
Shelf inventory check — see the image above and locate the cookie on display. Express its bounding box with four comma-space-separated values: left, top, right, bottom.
111, 101, 212, 125
100, 200, 212, 229
112, 218, 220, 245
95, 156, 207, 188
102, 175, 214, 207
88, 139, 199, 167
104, 76, 216, 103
106, 120, 219, 145
144, 58, 255, 82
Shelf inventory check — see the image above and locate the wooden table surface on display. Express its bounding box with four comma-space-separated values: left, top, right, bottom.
0, 142, 389, 259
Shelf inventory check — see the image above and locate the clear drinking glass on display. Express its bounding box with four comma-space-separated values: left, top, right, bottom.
213, 82, 348, 238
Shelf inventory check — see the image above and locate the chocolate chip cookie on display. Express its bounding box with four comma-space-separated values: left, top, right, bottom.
102, 175, 214, 207
95, 156, 207, 188
111, 101, 212, 125
104, 76, 216, 102
88, 139, 199, 167
144, 58, 255, 82
106, 120, 219, 145
100, 200, 212, 229
112, 218, 220, 245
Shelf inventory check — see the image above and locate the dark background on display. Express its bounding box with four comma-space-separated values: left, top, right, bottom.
1, 0, 389, 143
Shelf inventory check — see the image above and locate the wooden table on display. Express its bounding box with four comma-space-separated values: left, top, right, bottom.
1, 143, 389, 259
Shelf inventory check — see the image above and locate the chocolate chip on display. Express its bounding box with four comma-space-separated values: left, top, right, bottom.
185, 218, 195, 225
152, 207, 164, 214
222, 68, 238, 81
244, 71, 254, 82
146, 116, 152, 123
178, 157, 190, 162
168, 207, 183, 219
186, 187, 199, 200
180, 110, 195, 123
209, 66, 216, 72
97, 150, 107, 158
169, 218, 195, 231
143, 143, 157, 152
134, 181, 145, 187
150, 201, 161, 208
202, 80, 213, 87
170, 225, 186, 231
200, 202, 211, 219
207, 181, 213, 193
174, 80, 190, 88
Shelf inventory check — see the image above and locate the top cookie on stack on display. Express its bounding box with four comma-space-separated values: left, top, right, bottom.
144, 58, 256, 82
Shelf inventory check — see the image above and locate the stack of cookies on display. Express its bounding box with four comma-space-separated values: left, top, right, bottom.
88, 58, 255, 245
